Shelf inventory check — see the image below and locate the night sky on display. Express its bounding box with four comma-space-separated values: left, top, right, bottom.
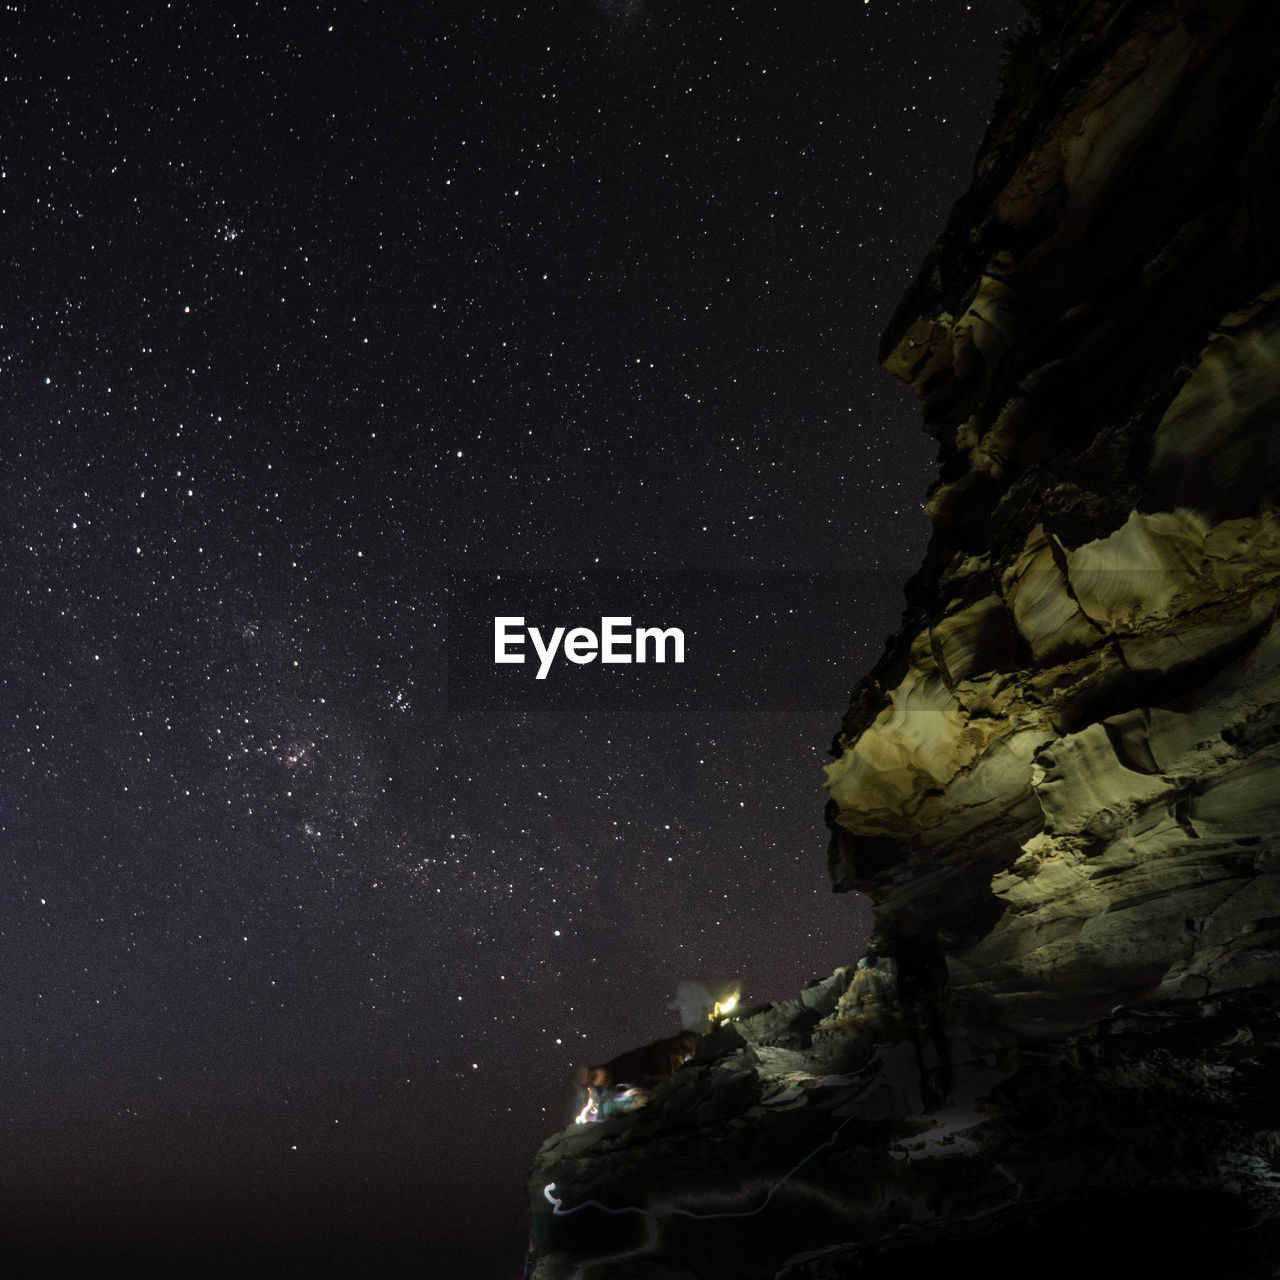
2, 2, 1022, 1274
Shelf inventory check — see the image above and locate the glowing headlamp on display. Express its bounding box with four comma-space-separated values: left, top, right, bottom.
712, 994, 739, 1022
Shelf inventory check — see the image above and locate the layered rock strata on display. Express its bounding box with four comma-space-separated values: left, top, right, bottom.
527, 2, 1280, 1275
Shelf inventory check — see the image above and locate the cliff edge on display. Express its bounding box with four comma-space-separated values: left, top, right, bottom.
527, 3, 1280, 1275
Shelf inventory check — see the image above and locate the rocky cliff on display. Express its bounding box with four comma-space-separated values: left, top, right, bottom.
526, 3, 1280, 1275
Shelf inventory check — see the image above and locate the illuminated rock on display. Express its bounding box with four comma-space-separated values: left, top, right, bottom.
526, 2, 1280, 1274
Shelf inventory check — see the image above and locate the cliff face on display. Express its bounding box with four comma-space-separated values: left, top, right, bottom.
828, 0, 1280, 1046
526, 4, 1280, 1276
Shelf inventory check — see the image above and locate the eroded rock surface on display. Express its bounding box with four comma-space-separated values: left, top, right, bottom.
527, 3, 1280, 1275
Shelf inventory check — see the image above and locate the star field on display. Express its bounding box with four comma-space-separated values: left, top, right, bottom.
2, 1, 1023, 1274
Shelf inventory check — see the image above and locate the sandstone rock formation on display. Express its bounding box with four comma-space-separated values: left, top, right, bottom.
526, 3, 1280, 1275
